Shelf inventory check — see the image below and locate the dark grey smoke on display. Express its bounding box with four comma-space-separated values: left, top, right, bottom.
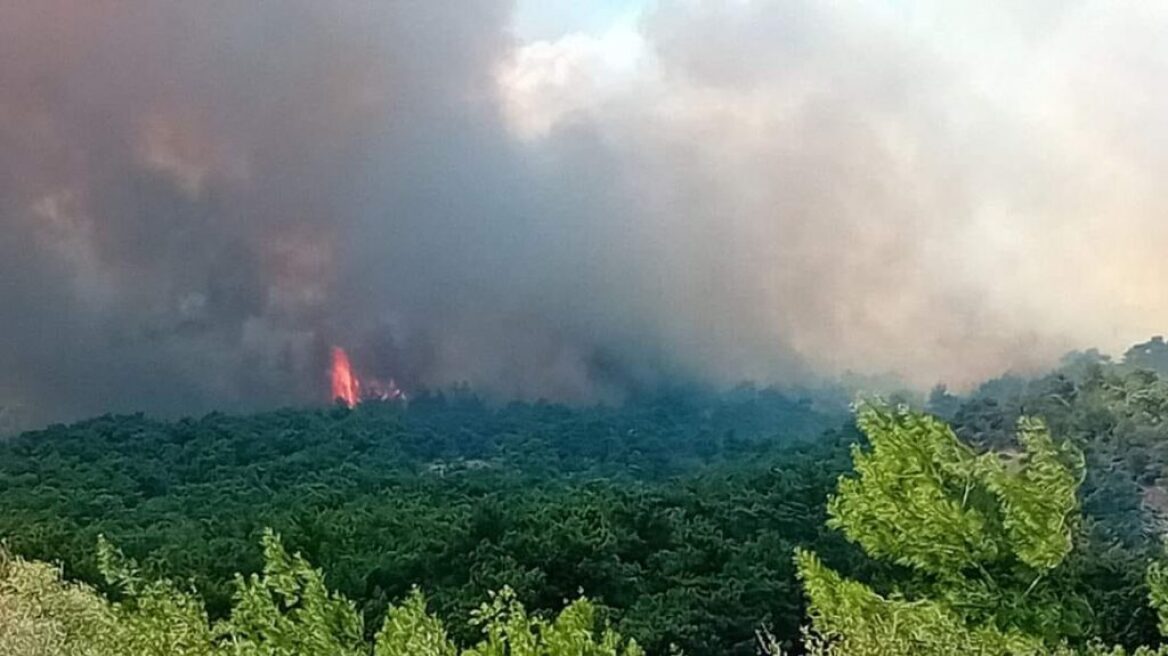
2, 1, 1167, 427
0, 1, 525, 424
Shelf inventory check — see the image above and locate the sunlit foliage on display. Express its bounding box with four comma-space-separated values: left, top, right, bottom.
796, 404, 1168, 655
0, 533, 641, 656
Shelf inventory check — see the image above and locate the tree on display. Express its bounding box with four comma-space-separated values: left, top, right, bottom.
0, 533, 644, 656
796, 404, 1087, 653
794, 404, 1168, 655
925, 385, 962, 421
1125, 337, 1168, 377
213, 529, 367, 655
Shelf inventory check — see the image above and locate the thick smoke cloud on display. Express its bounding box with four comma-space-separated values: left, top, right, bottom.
2, 1, 1167, 427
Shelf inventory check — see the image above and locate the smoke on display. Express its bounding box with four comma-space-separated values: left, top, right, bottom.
2, 1, 1167, 426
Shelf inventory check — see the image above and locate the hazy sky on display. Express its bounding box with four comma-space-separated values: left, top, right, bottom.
2, 1, 1167, 426
514, 0, 645, 40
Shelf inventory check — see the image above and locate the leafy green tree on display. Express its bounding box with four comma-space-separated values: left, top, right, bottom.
213, 529, 366, 655
797, 404, 1090, 652
1, 533, 645, 656
96, 535, 216, 655
375, 588, 458, 656
795, 403, 1168, 655
462, 587, 643, 656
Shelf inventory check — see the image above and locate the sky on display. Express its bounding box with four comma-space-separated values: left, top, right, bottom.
2, 1, 1168, 428
513, 0, 645, 40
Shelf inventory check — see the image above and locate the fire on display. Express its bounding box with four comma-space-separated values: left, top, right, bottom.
329, 346, 406, 407
330, 346, 360, 407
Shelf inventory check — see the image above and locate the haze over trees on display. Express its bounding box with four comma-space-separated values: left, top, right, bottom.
7, 340, 1168, 653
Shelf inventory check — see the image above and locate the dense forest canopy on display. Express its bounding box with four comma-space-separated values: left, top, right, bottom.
6, 340, 1168, 654
0, 386, 853, 654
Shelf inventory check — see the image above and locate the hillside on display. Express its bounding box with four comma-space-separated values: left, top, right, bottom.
0, 387, 852, 655
5, 351, 1168, 653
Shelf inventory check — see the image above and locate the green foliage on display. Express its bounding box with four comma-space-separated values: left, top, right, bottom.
835, 407, 1083, 576
830, 407, 999, 575
375, 588, 458, 656
0, 535, 644, 656
1147, 558, 1168, 639
215, 529, 366, 655
462, 587, 643, 656
982, 417, 1084, 571
954, 352, 1168, 646
822, 405, 1087, 642
0, 390, 852, 655
95, 535, 215, 655
797, 403, 1168, 655
793, 548, 1048, 655
12, 340, 1168, 654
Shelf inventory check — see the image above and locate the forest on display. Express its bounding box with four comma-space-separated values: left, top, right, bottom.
6, 337, 1168, 655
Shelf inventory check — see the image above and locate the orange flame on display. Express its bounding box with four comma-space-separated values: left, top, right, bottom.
330, 346, 360, 407
329, 345, 406, 407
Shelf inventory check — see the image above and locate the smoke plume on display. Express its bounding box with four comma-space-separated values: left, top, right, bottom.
2, 1, 1167, 426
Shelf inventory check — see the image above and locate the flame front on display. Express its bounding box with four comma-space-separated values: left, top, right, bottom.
330, 346, 360, 407
329, 345, 405, 407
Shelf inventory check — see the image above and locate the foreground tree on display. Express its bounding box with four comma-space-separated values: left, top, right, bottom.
793, 404, 1168, 655
0, 531, 642, 656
